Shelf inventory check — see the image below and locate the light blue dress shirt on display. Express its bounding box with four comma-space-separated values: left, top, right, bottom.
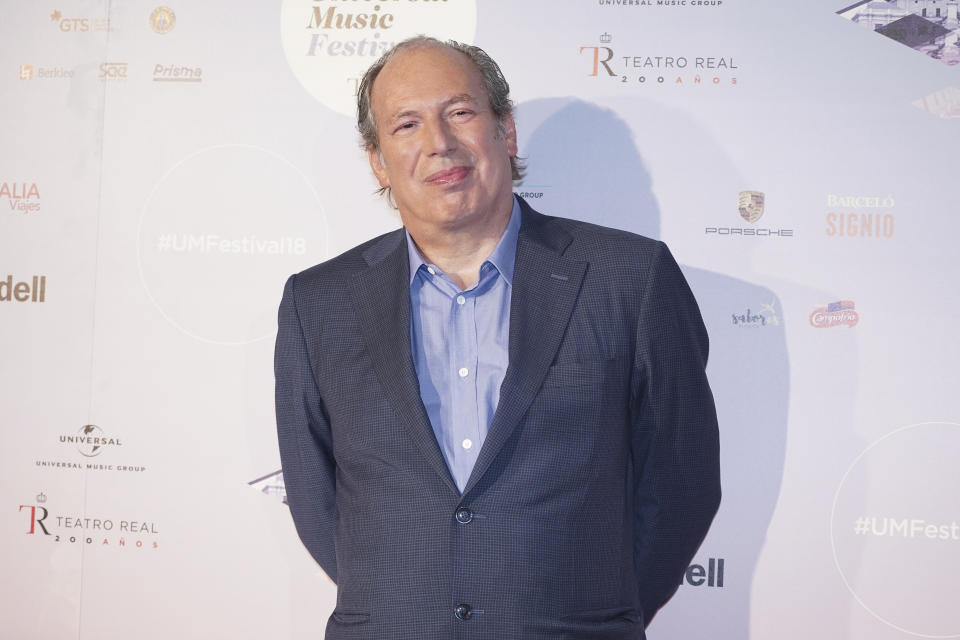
406, 197, 521, 492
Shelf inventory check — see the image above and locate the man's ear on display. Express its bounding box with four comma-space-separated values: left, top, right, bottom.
367, 147, 389, 189
501, 114, 518, 158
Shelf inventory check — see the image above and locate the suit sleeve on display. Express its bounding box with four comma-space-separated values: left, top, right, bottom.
275, 274, 339, 582
630, 242, 721, 624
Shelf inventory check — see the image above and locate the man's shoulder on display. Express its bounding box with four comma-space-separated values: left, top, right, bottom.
519, 198, 664, 267
293, 226, 405, 288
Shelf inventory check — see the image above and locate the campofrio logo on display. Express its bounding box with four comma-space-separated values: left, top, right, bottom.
810, 300, 859, 329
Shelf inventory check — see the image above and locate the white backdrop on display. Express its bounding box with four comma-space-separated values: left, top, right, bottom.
2, 1, 959, 638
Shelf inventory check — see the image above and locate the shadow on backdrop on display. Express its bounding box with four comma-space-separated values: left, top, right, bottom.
517, 97, 790, 638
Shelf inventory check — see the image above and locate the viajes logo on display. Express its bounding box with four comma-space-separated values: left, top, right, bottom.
1, 181, 40, 213
280, 0, 477, 115
809, 300, 859, 328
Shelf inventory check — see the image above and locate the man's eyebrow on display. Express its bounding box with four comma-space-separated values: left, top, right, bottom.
387, 94, 478, 123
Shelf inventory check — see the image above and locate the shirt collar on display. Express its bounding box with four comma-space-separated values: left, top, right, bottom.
405, 195, 521, 287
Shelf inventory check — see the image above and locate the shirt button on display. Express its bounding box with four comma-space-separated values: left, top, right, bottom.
455, 604, 472, 621
458, 367, 468, 378
456, 295, 466, 305
427, 266, 436, 275
461, 438, 473, 450
455, 507, 473, 524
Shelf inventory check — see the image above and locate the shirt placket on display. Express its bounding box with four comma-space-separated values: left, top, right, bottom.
450, 284, 480, 491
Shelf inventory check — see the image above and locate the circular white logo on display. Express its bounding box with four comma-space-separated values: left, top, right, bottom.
280, 0, 478, 116
831, 421, 960, 637
137, 145, 327, 345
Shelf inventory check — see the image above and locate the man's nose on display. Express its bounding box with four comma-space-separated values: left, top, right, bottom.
423, 118, 456, 157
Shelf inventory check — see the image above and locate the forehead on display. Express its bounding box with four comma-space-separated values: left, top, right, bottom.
370, 45, 486, 119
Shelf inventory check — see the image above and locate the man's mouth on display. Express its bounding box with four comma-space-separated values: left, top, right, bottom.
424, 166, 471, 185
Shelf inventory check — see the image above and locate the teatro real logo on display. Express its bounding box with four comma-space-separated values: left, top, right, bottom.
580, 32, 738, 86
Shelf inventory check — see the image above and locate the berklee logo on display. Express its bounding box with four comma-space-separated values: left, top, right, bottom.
0, 275, 47, 302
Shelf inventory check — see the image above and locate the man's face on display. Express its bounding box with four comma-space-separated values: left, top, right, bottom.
367, 45, 517, 234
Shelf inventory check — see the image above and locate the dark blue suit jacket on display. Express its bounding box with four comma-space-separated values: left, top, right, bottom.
275, 198, 720, 639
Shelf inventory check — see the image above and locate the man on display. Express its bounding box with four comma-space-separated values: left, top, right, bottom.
275, 36, 720, 639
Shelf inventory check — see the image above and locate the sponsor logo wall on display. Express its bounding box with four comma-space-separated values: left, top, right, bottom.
1, 2, 957, 639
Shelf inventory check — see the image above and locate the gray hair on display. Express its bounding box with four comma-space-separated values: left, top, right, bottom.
357, 36, 525, 194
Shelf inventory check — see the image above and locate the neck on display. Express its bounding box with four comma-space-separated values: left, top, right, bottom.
406, 197, 513, 290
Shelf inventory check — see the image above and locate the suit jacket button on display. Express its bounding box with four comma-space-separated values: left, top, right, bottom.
455, 604, 472, 620
455, 507, 473, 524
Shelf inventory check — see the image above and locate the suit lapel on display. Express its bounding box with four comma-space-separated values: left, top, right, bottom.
348, 231, 459, 495
463, 204, 587, 495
